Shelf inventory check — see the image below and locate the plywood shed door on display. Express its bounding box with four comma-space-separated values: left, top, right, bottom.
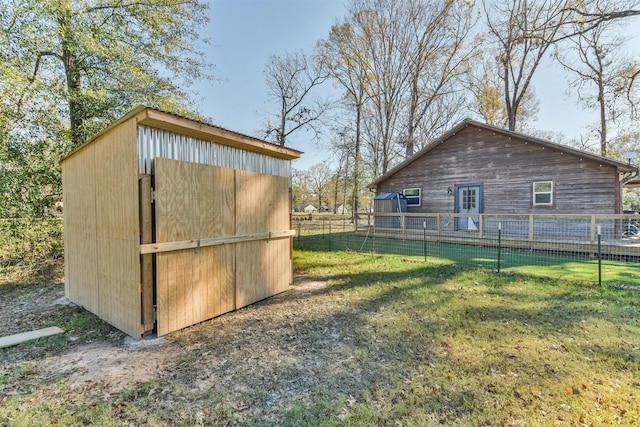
235, 170, 292, 307
153, 158, 292, 336
154, 158, 236, 336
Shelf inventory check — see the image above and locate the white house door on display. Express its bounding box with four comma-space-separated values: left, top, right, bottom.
456, 185, 482, 230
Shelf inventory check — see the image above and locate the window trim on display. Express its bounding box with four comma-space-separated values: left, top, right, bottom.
403, 188, 421, 207
532, 180, 554, 207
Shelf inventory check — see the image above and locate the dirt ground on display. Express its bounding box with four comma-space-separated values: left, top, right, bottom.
0, 269, 379, 424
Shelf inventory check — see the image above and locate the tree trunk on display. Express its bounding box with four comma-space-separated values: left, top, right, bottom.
405, 72, 419, 158
598, 82, 607, 156
57, 6, 84, 147
279, 96, 287, 146
502, 57, 516, 131
352, 104, 361, 226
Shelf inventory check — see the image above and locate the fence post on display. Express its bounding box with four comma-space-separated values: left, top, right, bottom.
322, 217, 325, 239
497, 222, 502, 273
423, 220, 427, 262
528, 215, 534, 244
597, 225, 602, 286
372, 217, 376, 254
297, 220, 301, 247
329, 221, 332, 251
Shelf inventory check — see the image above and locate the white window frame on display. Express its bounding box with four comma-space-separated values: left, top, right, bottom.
532, 180, 554, 206
403, 188, 421, 207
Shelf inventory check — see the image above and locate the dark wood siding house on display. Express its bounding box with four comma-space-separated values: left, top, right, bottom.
368, 119, 638, 216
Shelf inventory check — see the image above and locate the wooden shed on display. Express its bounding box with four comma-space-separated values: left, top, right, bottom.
60, 106, 301, 338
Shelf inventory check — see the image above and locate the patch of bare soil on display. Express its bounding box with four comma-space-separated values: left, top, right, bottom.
0, 265, 66, 337
2, 275, 388, 424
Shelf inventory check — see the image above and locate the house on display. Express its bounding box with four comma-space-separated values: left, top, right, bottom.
292, 203, 317, 213
60, 106, 301, 338
368, 119, 638, 223
335, 204, 349, 214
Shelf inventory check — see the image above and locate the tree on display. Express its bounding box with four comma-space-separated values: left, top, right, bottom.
318, 17, 372, 219
333, 0, 477, 169
555, 18, 639, 156
402, 0, 478, 156
549, 1, 640, 40
0, 0, 211, 219
319, 0, 478, 218
291, 168, 312, 209
483, 0, 567, 131
263, 50, 331, 146
466, 57, 539, 129
307, 161, 334, 210
327, 129, 354, 214
1, 0, 211, 147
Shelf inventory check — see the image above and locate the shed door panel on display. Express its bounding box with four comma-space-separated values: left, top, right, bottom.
235, 170, 291, 306
154, 158, 236, 336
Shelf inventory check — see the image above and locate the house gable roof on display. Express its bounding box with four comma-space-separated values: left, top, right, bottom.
367, 118, 637, 189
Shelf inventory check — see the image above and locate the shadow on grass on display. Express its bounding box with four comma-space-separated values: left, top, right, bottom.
2, 251, 638, 426
126, 251, 638, 425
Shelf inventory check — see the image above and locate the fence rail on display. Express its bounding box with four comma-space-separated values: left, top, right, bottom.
293, 213, 640, 286
359, 212, 639, 243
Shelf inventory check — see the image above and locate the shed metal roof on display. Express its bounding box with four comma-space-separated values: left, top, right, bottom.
61, 105, 303, 164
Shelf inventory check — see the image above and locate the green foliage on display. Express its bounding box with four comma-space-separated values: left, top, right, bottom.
1, 0, 212, 143
623, 188, 640, 211
0, 1, 212, 261
0, 218, 63, 268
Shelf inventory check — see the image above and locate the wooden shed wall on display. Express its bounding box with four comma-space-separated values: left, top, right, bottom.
62, 107, 299, 339
62, 117, 142, 338
376, 125, 620, 215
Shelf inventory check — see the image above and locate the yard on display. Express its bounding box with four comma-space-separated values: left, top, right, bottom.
1, 251, 639, 426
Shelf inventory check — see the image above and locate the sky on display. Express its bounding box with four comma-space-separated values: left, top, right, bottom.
194, 0, 640, 170
195, 0, 344, 169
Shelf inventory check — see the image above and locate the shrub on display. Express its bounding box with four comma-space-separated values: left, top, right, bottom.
0, 218, 64, 268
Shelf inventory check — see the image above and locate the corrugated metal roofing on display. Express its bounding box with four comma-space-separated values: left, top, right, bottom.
137, 125, 291, 180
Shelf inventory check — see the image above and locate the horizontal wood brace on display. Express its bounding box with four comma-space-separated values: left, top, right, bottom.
140, 230, 296, 254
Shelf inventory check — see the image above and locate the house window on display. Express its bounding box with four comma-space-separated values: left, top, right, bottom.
462, 188, 476, 210
533, 181, 553, 206
403, 188, 421, 206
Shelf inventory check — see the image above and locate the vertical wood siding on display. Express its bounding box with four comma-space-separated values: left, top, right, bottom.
155, 158, 236, 336
235, 170, 291, 308
63, 110, 296, 338
62, 117, 141, 338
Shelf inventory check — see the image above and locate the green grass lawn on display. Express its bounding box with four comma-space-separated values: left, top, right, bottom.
288, 250, 640, 426
1, 251, 639, 426
295, 232, 640, 287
